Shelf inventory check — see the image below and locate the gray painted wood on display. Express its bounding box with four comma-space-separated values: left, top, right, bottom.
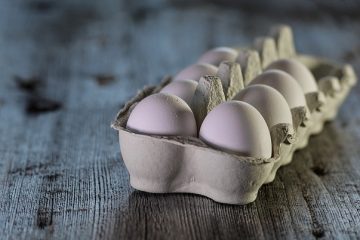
0, 0, 360, 239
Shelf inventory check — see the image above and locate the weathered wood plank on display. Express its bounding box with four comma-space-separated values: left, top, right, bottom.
0, 0, 360, 239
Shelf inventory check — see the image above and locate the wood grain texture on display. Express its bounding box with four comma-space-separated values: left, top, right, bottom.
0, 0, 360, 239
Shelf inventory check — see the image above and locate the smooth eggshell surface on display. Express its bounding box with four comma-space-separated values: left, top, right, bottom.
233, 85, 293, 129
199, 101, 272, 159
127, 93, 197, 137
173, 63, 218, 82
197, 47, 238, 66
266, 59, 318, 94
160, 79, 198, 105
249, 69, 307, 109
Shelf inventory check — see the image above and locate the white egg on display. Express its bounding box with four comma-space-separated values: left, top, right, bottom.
199, 101, 272, 159
127, 93, 197, 137
249, 69, 307, 109
266, 59, 318, 94
233, 85, 293, 129
173, 63, 218, 82
197, 47, 238, 66
160, 79, 198, 105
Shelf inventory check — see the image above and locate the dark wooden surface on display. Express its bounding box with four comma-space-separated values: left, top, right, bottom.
1, 0, 360, 239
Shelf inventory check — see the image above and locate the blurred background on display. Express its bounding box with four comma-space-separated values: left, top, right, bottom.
1, 0, 359, 110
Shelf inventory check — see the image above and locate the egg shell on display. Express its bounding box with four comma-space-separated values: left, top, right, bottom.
126, 93, 197, 137
233, 85, 293, 129
199, 101, 272, 159
160, 79, 198, 105
249, 69, 307, 109
266, 59, 318, 93
173, 63, 218, 82
197, 47, 238, 66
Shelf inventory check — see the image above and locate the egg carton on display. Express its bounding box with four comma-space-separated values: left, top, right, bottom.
112, 25, 357, 205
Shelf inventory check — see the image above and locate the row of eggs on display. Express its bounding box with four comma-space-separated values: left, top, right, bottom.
127, 47, 318, 159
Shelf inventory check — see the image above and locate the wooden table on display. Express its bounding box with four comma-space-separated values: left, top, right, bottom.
1, 1, 360, 239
